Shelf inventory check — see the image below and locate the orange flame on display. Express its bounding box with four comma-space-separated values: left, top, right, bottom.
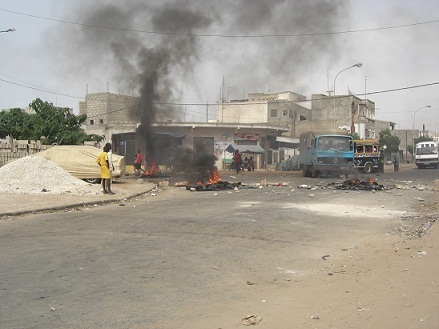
207, 169, 222, 185
144, 162, 161, 176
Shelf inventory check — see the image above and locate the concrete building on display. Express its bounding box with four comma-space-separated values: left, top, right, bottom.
310, 93, 395, 139
79, 92, 140, 140
216, 91, 311, 138
78, 90, 400, 169
78, 92, 288, 169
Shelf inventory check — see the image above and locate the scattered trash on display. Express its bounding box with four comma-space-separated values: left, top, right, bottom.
241, 314, 262, 326
310, 315, 319, 320
50, 307, 55, 311
321, 254, 330, 260
417, 251, 427, 256
326, 178, 385, 191
246, 281, 255, 285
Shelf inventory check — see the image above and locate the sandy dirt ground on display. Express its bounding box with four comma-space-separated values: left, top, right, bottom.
0, 168, 438, 329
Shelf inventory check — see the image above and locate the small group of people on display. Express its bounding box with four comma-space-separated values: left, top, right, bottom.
231, 149, 255, 173
378, 151, 400, 173
96, 142, 115, 195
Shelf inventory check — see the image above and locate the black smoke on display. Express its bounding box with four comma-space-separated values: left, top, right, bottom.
48, 0, 348, 166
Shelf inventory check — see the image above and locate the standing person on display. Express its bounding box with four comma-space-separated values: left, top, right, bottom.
233, 149, 242, 174
378, 149, 385, 173
393, 155, 399, 172
248, 156, 255, 171
134, 150, 143, 176
96, 143, 115, 195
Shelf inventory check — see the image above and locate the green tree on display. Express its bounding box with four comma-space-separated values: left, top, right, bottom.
378, 128, 400, 153
349, 132, 361, 140
415, 136, 434, 144
0, 108, 33, 139
28, 98, 103, 145
1, 99, 105, 145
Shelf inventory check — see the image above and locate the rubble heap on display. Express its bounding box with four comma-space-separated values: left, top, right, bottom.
0, 156, 99, 195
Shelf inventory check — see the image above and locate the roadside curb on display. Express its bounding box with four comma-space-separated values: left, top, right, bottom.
0, 185, 157, 218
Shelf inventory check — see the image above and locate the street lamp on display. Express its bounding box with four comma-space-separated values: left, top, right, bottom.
0, 28, 15, 33
333, 63, 362, 113
412, 105, 431, 163
412, 105, 431, 130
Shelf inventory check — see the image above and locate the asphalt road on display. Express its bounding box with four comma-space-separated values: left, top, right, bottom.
0, 166, 437, 328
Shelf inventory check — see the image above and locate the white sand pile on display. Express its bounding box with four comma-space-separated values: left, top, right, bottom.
0, 156, 100, 195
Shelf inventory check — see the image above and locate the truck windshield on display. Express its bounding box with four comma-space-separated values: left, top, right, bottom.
317, 137, 351, 151
416, 146, 438, 155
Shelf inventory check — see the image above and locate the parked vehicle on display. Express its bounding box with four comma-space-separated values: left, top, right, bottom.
299, 132, 355, 177
35, 145, 126, 183
354, 139, 380, 173
415, 141, 439, 169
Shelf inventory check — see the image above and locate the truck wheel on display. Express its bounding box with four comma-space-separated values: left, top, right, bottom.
363, 162, 373, 174
311, 166, 318, 178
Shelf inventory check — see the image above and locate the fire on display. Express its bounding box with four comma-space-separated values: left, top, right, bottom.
368, 177, 375, 184
207, 169, 222, 185
197, 169, 222, 187
143, 162, 161, 176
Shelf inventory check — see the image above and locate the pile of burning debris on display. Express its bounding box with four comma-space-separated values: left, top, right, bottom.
185, 169, 244, 191
140, 162, 164, 178
325, 178, 387, 191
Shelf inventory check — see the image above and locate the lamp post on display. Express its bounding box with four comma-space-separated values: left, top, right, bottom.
412, 105, 431, 163
0, 28, 15, 33
333, 63, 362, 114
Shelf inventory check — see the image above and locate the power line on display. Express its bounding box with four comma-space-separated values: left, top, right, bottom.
1, 8, 438, 38
0, 77, 83, 99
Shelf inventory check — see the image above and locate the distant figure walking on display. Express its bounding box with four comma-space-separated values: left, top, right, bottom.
393, 155, 399, 172
247, 156, 255, 171
378, 149, 385, 173
134, 150, 143, 176
233, 149, 242, 174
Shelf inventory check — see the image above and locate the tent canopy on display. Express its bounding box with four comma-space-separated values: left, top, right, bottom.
225, 144, 265, 154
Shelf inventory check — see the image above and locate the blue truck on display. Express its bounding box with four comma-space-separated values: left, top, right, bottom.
299, 132, 355, 177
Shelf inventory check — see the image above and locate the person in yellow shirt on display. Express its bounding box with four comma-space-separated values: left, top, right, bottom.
96, 143, 115, 194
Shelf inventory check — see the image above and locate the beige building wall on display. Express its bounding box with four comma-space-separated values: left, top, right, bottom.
216, 101, 268, 124
79, 92, 140, 142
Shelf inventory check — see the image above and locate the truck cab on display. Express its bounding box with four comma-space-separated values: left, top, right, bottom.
299, 132, 355, 177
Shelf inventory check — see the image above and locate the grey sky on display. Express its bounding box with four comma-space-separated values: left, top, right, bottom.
0, 0, 438, 131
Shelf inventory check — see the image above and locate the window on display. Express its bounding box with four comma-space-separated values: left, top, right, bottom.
99, 118, 104, 124
271, 109, 277, 117
89, 119, 94, 125
282, 110, 288, 117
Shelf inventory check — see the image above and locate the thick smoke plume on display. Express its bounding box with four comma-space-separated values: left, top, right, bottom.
51, 0, 348, 165
133, 6, 213, 158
